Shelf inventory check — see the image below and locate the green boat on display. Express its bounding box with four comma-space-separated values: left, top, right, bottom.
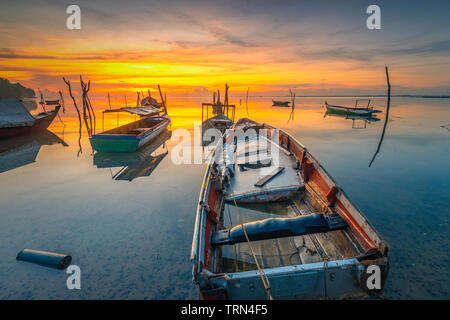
90, 114, 170, 153
325, 101, 381, 117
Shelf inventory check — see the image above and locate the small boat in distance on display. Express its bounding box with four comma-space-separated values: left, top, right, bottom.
325, 100, 382, 117
191, 118, 389, 299
90, 114, 170, 152
0, 100, 61, 138
201, 84, 235, 141
272, 99, 290, 107
141, 95, 163, 109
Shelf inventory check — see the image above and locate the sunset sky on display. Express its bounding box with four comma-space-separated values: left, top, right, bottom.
1, 0, 450, 96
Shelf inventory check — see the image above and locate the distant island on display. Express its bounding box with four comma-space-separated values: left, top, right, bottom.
0, 78, 35, 100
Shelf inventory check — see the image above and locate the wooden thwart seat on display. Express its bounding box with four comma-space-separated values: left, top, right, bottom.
254, 167, 285, 187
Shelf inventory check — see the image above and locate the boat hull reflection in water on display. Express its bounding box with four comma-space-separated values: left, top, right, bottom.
0, 130, 67, 173
93, 129, 171, 181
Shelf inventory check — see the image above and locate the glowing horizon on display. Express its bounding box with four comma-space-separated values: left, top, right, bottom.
1, 0, 450, 97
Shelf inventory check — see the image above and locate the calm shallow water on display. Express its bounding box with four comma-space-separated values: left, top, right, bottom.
0, 97, 449, 299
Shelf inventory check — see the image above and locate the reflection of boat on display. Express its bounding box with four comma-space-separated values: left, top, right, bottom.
325, 101, 381, 117
325, 111, 380, 122
0, 130, 67, 173
93, 129, 171, 181
191, 118, 389, 300
324, 110, 381, 129
90, 114, 170, 152
272, 99, 290, 107
0, 100, 60, 138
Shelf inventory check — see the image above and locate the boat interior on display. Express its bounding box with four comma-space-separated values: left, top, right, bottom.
102, 117, 165, 135
213, 130, 366, 274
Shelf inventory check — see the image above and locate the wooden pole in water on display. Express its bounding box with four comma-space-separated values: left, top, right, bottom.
63, 77, 83, 155
108, 91, 111, 110
158, 84, 167, 114
246, 87, 250, 116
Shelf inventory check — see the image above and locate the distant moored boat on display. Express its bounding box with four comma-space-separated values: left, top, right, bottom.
325, 101, 381, 117
272, 99, 291, 107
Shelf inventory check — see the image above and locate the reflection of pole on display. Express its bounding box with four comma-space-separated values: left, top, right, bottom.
369, 66, 391, 167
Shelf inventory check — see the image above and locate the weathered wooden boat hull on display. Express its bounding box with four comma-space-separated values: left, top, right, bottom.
191, 118, 389, 300
90, 115, 170, 152
0, 106, 60, 138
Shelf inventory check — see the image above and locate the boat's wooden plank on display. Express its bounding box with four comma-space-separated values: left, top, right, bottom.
254, 167, 285, 187
293, 195, 361, 259
289, 200, 326, 263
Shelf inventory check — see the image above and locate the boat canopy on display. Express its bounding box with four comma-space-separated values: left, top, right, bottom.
0, 100, 35, 128
103, 105, 161, 117
121, 105, 160, 116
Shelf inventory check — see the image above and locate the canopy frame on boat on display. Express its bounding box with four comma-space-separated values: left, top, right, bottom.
101, 105, 162, 131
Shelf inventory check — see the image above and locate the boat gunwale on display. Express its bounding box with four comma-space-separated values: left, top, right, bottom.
325, 102, 375, 113
91, 115, 170, 140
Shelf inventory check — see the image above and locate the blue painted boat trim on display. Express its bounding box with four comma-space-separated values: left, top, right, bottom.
91, 134, 137, 141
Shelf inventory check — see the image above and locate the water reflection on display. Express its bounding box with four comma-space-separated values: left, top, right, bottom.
324, 110, 381, 129
93, 129, 171, 181
0, 130, 67, 173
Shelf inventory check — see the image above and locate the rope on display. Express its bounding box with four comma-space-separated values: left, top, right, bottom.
228, 178, 274, 300
323, 257, 328, 299
226, 204, 240, 272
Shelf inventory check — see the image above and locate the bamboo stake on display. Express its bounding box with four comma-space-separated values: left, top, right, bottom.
58, 90, 65, 113
63, 77, 83, 155
246, 87, 250, 116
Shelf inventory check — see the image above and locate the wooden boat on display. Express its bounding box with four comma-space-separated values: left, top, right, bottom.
191, 118, 389, 299
0, 100, 60, 138
201, 84, 235, 143
202, 114, 233, 133
90, 114, 170, 152
325, 101, 381, 117
141, 95, 163, 109
272, 99, 290, 107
